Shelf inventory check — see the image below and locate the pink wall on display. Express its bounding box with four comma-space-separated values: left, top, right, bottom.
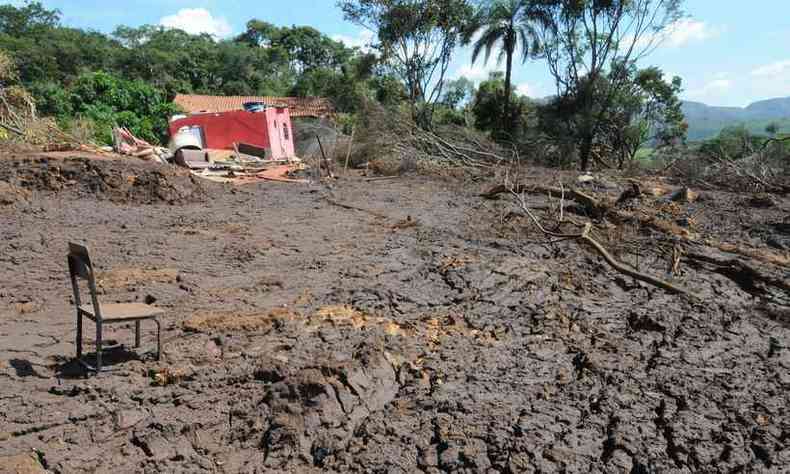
266, 108, 295, 160
169, 108, 295, 160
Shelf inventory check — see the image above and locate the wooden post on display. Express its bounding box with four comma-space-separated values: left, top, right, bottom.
316, 135, 334, 179
344, 128, 355, 175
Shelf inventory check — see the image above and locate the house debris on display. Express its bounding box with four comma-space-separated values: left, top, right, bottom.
166, 97, 320, 183
112, 127, 171, 163
168, 106, 295, 159
173, 94, 334, 118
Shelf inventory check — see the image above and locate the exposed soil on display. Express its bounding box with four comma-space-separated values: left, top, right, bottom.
1, 153, 789, 473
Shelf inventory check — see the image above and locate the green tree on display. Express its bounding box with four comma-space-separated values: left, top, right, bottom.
535, 0, 684, 170
700, 125, 762, 161
442, 76, 475, 109
339, 0, 474, 126
68, 71, 180, 144
0, 1, 59, 37
463, 0, 544, 136
472, 71, 532, 138
606, 67, 687, 167
237, 21, 352, 73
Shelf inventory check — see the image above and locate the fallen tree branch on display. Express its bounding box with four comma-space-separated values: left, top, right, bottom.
0, 120, 22, 135
760, 135, 790, 152
485, 182, 789, 268
578, 224, 698, 299
322, 196, 388, 219
513, 192, 699, 299
484, 184, 610, 217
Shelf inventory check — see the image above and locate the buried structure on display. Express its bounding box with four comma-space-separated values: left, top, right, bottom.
165, 95, 335, 182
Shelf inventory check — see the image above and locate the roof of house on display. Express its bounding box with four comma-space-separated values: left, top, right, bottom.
173, 94, 334, 118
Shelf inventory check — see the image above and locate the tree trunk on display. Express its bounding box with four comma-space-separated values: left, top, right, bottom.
503, 45, 514, 136
579, 133, 593, 171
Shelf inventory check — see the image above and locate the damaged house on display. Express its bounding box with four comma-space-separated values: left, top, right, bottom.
168, 94, 334, 169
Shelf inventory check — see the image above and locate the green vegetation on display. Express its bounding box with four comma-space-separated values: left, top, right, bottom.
683, 98, 790, 141
0, 1, 402, 144
1, 0, 740, 173
338, 0, 474, 126
462, 0, 544, 137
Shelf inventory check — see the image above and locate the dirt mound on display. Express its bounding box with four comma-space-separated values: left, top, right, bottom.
0, 156, 207, 204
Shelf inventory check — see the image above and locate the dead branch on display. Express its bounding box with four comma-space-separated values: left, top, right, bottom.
514, 192, 699, 299
354, 100, 512, 171
760, 136, 790, 152
484, 182, 789, 268
0, 120, 23, 135
483, 184, 611, 217
578, 224, 698, 298
344, 128, 355, 174
322, 196, 388, 219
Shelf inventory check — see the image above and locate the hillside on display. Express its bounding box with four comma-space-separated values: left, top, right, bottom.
683, 96, 790, 141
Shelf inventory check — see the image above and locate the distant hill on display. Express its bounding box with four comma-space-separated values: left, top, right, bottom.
682, 97, 790, 141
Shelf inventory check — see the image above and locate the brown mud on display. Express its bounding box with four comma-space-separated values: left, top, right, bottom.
1, 154, 789, 473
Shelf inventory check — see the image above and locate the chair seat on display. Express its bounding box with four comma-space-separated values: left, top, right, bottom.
79, 303, 164, 322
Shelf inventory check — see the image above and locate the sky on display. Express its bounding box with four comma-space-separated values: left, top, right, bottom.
4, 0, 789, 107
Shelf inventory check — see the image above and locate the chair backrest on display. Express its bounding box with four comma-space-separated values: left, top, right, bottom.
68, 242, 102, 319
68, 243, 93, 280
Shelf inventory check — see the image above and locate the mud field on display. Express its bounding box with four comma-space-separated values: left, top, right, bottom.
1, 155, 789, 473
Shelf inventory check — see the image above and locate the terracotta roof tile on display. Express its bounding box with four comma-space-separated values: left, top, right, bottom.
173, 94, 334, 117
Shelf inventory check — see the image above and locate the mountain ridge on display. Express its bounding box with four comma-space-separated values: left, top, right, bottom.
682, 96, 790, 141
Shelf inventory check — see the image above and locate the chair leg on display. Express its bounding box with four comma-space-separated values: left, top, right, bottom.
95, 321, 102, 373
154, 318, 161, 361
134, 321, 141, 348
76, 311, 83, 359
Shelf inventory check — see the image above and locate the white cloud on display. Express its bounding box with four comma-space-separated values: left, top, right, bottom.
455, 63, 502, 82
159, 8, 232, 38
751, 60, 790, 77
637, 19, 722, 49
332, 30, 375, 51
516, 83, 533, 97
663, 19, 720, 47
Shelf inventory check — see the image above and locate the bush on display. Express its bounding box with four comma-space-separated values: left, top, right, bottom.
28, 71, 180, 145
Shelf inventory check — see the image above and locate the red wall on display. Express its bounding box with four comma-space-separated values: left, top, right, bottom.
169, 110, 271, 150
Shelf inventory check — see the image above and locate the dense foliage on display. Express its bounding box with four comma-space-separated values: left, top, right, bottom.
0, 0, 697, 170
0, 2, 404, 144
339, 0, 474, 126
462, 0, 544, 137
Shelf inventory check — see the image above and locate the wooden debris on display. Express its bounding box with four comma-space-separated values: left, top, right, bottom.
670, 187, 700, 203
113, 127, 169, 162
483, 182, 789, 268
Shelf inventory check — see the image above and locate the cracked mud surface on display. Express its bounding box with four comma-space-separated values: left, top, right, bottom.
1, 156, 789, 472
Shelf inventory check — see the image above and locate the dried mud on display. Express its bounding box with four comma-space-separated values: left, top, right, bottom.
1, 155, 789, 473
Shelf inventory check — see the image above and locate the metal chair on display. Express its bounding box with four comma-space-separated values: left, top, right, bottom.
67, 243, 164, 372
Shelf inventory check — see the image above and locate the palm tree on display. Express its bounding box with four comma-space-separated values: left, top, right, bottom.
464, 0, 543, 136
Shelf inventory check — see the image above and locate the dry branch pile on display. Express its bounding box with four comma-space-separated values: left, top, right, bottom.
483, 180, 790, 304
0, 51, 35, 138
112, 127, 169, 162
0, 50, 106, 153
670, 150, 790, 194
352, 101, 512, 173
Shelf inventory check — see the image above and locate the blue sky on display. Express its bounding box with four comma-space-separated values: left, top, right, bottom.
5, 0, 790, 106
